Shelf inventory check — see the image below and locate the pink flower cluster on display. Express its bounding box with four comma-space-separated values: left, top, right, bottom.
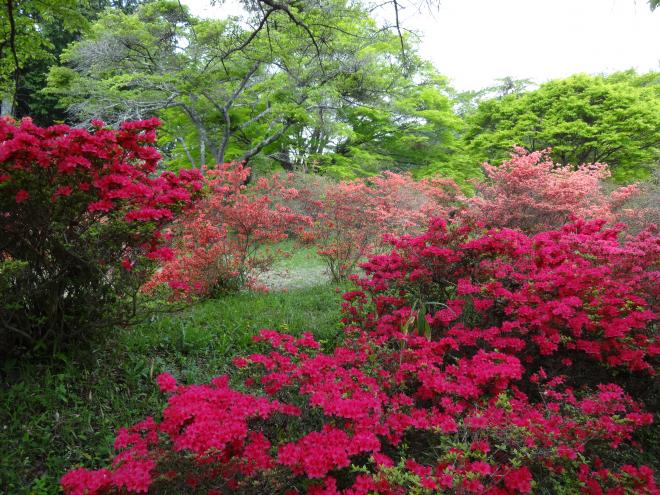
142, 148, 647, 296
465, 148, 640, 233
142, 163, 311, 298
0, 116, 203, 262
62, 218, 657, 494
348, 218, 658, 374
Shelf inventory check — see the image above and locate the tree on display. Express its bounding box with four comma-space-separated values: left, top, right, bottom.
48, 1, 403, 168
265, 45, 461, 178
0, 0, 86, 117
330, 65, 461, 178
48, 0, 462, 179
0, 0, 144, 123
223, 0, 436, 72
48, 0, 292, 166
462, 72, 660, 181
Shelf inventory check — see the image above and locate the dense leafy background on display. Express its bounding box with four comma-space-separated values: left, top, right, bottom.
1, 0, 655, 183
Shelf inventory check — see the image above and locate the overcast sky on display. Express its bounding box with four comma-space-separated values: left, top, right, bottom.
182, 0, 660, 91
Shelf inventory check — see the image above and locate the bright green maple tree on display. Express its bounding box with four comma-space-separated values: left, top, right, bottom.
462, 72, 660, 182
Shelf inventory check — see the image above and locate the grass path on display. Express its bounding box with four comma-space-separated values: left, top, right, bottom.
258, 243, 331, 290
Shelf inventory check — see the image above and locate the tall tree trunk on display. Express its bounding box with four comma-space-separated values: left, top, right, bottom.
217, 108, 231, 165
198, 133, 206, 168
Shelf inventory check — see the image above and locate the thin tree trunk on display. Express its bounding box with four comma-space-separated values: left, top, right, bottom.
176, 136, 197, 168
198, 133, 206, 168
218, 108, 231, 164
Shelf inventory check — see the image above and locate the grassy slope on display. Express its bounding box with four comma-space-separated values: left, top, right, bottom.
0, 281, 350, 494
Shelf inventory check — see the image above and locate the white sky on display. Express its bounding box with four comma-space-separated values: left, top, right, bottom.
182, 0, 660, 91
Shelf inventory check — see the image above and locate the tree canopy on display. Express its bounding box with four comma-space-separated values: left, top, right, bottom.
461, 72, 660, 181
2, 0, 654, 184
46, 0, 461, 178
0, 0, 144, 123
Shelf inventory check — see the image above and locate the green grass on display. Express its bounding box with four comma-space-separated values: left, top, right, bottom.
271, 240, 320, 270
259, 240, 330, 290
0, 282, 351, 494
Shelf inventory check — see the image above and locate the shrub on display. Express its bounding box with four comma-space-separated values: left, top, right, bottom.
366, 172, 464, 236
299, 179, 384, 282
61, 219, 658, 494
612, 167, 660, 233
347, 218, 658, 379
465, 148, 640, 233
0, 117, 202, 354
296, 172, 463, 281
142, 163, 310, 299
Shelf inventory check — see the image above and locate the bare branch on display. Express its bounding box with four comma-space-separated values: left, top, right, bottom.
257, 0, 326, 75
238, 102, 271, 130
239, 119, 292, 163
220, 7, 275, 61
392, 0, 407, 65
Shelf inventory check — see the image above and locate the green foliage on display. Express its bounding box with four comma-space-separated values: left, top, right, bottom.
46, 0, 462, 180
0, 0, 141, 122
0, 282, 350, 494
48, 0, 393, 167
462, 71, 660, 181
328, 67, 461, 178
20, 2, 660, 187
0, 0, 84, 115
0, 0, 85, 89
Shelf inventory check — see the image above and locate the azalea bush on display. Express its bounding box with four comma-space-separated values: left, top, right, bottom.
465, 148, 640, 233
346, 218, 658, 378
298, 179, 383, 282
61, 218, 658, 494
614, 167, 660, 233
296, 172, 463, 281
143, 163, 309, 299
366, 172, 464, 236
0, 117, 203, 354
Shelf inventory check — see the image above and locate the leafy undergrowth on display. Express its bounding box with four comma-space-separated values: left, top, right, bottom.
0, 283, 350, 495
